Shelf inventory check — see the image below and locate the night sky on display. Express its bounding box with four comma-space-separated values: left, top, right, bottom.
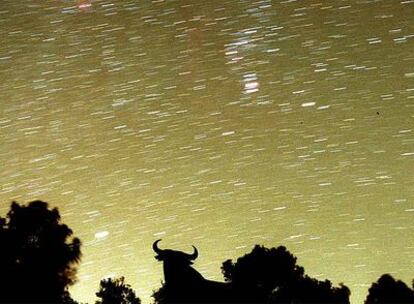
0, 0, 413, 303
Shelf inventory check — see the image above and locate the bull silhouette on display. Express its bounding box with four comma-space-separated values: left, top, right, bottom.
153, 240, 266, 303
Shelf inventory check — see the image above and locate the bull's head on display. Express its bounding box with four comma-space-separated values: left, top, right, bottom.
153, 239, 198, 264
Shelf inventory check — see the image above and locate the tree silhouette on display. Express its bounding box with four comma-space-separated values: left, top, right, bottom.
0, 200, 81, 303
222, 245, 304, 291
271, 275, 350, 303
62, 291, 80, 304
222, 245, 350, 303
96, 277, 141, 304
151, 282, 167, 304
365, 274, 414, 303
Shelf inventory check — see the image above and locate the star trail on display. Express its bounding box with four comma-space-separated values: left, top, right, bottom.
0, 0, 413, 303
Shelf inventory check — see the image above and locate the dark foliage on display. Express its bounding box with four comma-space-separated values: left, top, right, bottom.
62, 291, 80, 304
0, 200, 81, 303
365, 274, 414, 304
222, 245, 305, 291
151, 282, 167, 304
270, 275, 350, 303
96, 276, 141, 304
222, 245, 350, 303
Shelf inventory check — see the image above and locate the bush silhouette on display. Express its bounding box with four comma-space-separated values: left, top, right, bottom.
151, 282, 167, 304
222, 245, 350, 303
270, 275, 350, 303
96, 276, 141, 304
0, 200, 81, 303
365, 274, 414, 303
222, 245, 304, 291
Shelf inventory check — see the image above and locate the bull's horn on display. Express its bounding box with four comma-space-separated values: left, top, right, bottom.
189, 245, 198, 260
153, 239, 164, 254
